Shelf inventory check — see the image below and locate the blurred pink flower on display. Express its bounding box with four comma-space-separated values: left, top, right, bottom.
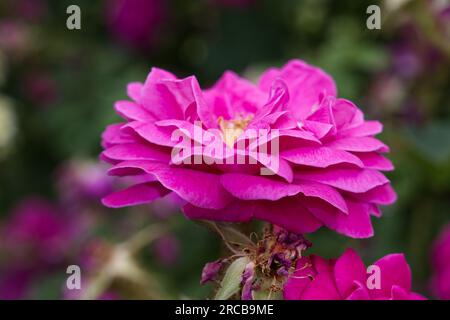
0, 266, 34, 300
430, 224, 450, 300
3, 198, 70, 258
0, 197, 85, 299
284, 249, 426, 300
101, 59, 396, 238
1, 197, 76, 264
57, 160, 114, 205
0, 20, 31, 56
105, 0, 166, 51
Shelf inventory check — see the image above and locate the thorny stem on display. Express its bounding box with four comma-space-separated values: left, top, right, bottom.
123, 224, 168, 254
80, 224, 168, 300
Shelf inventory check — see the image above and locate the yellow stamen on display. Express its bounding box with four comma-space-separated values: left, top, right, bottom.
218, 114, 253, 147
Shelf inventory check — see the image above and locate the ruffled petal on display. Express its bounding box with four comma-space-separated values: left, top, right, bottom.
282, 146, 363, 168
298, 168, 389, 193
334, 249, 367, 298
352, 183, 397, 205
114, 100, 155, 122
339, 121, 383, 137
371, 254, 412, 299
326, 137, 389, 153
127, 82, 143, 102
102, 182, 170, 208
306, 198, 374, 238
252, 198, 322, 234
356, 152, 394, 171
258, 60, 337, 120
346, 282, 371, 300
283, 257, 316, 300
102, 143, 170, 162
108, 161, 233, 209
300, 270, 341, 300
220, 173, 302, 201
182, 201, 253, 222
101, 123, 134, 148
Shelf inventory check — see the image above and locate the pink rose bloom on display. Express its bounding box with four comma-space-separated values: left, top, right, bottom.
100, 59, 396, 238
105, 0, 166, 51
1, 197, 75, 263
430, 225, 450, 299
284, 249, 426, 300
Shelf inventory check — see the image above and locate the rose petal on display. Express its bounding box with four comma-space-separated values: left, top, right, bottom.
102, 182, 170, 208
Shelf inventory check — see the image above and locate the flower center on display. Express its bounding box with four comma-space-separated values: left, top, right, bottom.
218, 114, 253, 147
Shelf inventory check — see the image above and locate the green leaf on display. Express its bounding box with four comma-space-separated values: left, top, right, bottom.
252, 289, 269, 300
214, 257, 250, 300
